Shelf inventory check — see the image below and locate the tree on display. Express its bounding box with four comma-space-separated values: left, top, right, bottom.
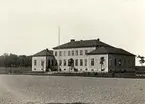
100, 57, 105, 71
0, 53, 32, 67
137, 55, 145, 66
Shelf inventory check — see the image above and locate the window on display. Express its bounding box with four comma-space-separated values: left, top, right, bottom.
48, 60, 50, 67
109, 58, 112, 66
34, 60, 37, 66
59, 51, 62, 56
80, 50, 83, 55
59, 60, 62, 66
118, 59, 122, 66
85, 59, 87, 66
64, 51, 66, 56
85, 50, 88, 55
64, 60, 66, 66
91, 58, 94, 66
80, 59, 83, 66
68, 51, 70, 56
124, 59, 126, 67
75, 59, 78, 66
86, 68, 88, 71
41, 60, 44, 66
114, 59, 117, 66
75, 50, 78, 56
91, 69, 94, 71
72, 50, 74, 56
55, 51, 57, 56
34, 68, 36, 70
64, 69, 66, 71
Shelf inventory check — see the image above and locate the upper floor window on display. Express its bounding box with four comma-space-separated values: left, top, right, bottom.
80, 50, 83, 55
68, 51, 70, 56
64, 51, 66, 56
59, 51, 62, 56
85, 50, 88, 55
55, 51, 57, 56
80, 59, 83, 66
34, 60, 37, 66
75, 50, 78, 56
72, 50, 74, 56
91, 58, 94, 66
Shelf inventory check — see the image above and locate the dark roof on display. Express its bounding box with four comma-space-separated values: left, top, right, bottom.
33, 49, 53, 56
87, 47, 135, 56
53, 39, 113, 49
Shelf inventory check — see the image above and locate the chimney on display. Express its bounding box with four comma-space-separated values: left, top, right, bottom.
70, 39, 75, 42
97, 38, 100, 41
46, 48, 49, 52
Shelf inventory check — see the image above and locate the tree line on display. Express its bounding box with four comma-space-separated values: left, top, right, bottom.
0, 53, 32, 67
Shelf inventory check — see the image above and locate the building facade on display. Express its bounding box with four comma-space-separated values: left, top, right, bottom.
52, 39, 135, 73
32, 39, 135, 73
32, 49, 57, 72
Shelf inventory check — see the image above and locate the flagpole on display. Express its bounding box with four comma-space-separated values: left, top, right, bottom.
58, 26, 60, 72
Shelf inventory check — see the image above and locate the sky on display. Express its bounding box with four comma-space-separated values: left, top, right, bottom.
0, 0, 145, 65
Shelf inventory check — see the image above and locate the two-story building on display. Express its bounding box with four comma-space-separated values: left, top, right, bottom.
32, 39, 135, 73
52, 39, 135, 73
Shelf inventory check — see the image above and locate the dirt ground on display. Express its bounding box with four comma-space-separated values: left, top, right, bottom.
0, 75, 145, 104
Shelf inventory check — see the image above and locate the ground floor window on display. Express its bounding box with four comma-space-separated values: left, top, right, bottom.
91, 58, 94, 66
80, 59, 83, 66
59, 60, 62, 66
63, 60, 66, 66
75, 59, 78, 66
85, 59, 87, 66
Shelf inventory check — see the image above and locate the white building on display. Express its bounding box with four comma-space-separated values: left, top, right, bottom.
32, 39, 135, 73
53, 39, 135, 73
32, 49, 57, 72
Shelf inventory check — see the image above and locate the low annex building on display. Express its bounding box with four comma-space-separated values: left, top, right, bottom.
32, 49, 57, 72
32, 39, 136, 73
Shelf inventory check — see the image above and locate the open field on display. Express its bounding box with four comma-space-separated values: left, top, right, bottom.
0, 75, 145, 104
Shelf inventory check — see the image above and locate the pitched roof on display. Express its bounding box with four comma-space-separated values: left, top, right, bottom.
33, 49, 53, 56
53, 39, 113, 49
87, 47, 135, 56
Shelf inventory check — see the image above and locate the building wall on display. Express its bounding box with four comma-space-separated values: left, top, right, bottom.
88, 54, 108, 72
53, 47, 96, 72
32, 56, 46, 72
108, 54, 135, 72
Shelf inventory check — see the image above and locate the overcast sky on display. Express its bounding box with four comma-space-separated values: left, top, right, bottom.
0, 0, 145, 63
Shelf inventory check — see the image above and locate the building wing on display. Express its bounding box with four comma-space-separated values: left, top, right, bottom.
87, 47, 135, 56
